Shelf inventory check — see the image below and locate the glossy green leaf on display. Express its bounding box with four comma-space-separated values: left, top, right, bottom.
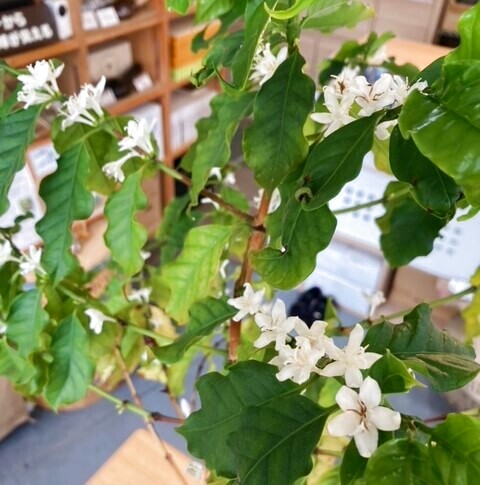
365, 439, 434, 485
37, 143, 95, 284
161, 224, 232, 323
462, 270, 480, 341
398, 61, 480, 206
302, 0, 374, 33
196, 0, 234, 23
157, 194, 201, 265
251, 199, 336, 290
429, 414, 480, 484
167, 0, 191, 14
228, 395, 332, 485
341, 440, 368, 485
265, 0, 316, 20
377, 182, 449, 267
44, 314, 94, 410
154, 297, 235, 363
178, 361, 299, 478
0, 339, 36, 386
244, 50, 315, 191
104, 170, 148, 277
446, 2, 480, 63
0, 107, 40, 215
390, 127, 459, 216
188, 92, 255, 205
6, 289, 49, 357
231, 0, 275, 90
368, 350, 421, 394
302, 115, 379, 211
363, 304, 480, 392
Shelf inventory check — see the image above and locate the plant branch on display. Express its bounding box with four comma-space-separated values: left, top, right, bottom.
228, 190, 271, 362
333, 186, 411, 215
113, 348, 188, 485
372, 285, 478, 324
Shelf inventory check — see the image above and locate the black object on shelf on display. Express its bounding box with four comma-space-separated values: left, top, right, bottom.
438, 31, 460, 48
105, 62, 142, 99
0, 1, 33, 11
289, 287, 334, 327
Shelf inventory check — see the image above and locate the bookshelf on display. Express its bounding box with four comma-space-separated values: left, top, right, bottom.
2, 0, 209, 269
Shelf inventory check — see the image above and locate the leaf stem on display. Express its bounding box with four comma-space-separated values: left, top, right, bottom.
228, 190, 272, 362
374, 285, 478, 323
127, 325, 228, 355
333, 186, 411, 215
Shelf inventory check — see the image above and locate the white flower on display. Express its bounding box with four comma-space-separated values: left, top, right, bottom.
254, 299, 300, 349
375, 120, 398, 141
250, 43, 288, 86
328, 377, 401, 458
227, 282, 265, 322
127, 287, 152, 304
331, 66, 360, 97
364, 290, 387, 318
0, 240, 14, 267
321, 324, 381, 387
295, 319, 328, 354
85, 308, 115, 335
311, 86, 355, 137
351, 74, 397, 117
368, 45, 389, 66
180, 398, 192, 418
141, 250, 151, 261
200, 197, 220, 210
224, 172, 237, 186
119, 118, 156, 157
209, 167, 222, 180
270, 341, 323, 384
102, 152, 135, 183
390, 75, 428, 107
17, 60, 64, 108
0, 321, 6, 334
19, 246, 45, 276
60, 77, 106, 130
253, 188, 281, 213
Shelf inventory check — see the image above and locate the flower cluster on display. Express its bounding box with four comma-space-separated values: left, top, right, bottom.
0, 239, 45, 277
102, 118, 156, 183
60, 77, 106, 130
250, 42, 288, 86
311, 68, 428, 139
17, 60, 64, 109
228, 285, 401, 457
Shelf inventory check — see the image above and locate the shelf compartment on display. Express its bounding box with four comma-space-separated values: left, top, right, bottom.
107, 83, 165, 115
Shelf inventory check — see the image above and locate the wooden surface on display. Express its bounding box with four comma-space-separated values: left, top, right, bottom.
87, 429, 205, 485
387, 38, 451, 70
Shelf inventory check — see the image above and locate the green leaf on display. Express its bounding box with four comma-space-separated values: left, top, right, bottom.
231, 0, 275, 89
368, 350, 421, 394
429, 414, 480, 484
0, 107, 40, 215
167, 0, 191, 14
44, 314, 94, 410
157, 194, 201, 264
37, 143, 95, 284
0, 339, 36, 386
154, 297, 235, 363
365, 439, 434, 485
196, 0, 234, 23
390, 127, 459, 216
462, 270, 480, 341
244, 49, 315, 191
341, 440, 368, 485
265, 0, 316, 20
228, 395, 332, 485
398, 61, 480, 207
446, 2, 480, 63
178, 361, 300, 478
363, 304, 480, 392
377, 182, 450, 267
104, 170, 148, 277
302, 115, 379, 211
251, 200, 336, 289
161, 224, 232, 323
188, 92, 255, 205
302, 0, 374, 33
6, 289, 49, 357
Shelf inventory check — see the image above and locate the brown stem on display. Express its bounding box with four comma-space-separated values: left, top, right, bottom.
228, 191, 272, 362
114, 348, 188, 485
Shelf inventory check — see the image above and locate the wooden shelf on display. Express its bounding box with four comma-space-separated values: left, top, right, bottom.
107, 84, 166, 115
169, 78, 193, 90
5, 38, 79, 68
85, 9, 162, 47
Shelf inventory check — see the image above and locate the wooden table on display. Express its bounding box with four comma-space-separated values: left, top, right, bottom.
386, 38, 451, 70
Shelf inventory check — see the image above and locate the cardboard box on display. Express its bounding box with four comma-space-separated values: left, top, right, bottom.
0, 378, 29, 442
